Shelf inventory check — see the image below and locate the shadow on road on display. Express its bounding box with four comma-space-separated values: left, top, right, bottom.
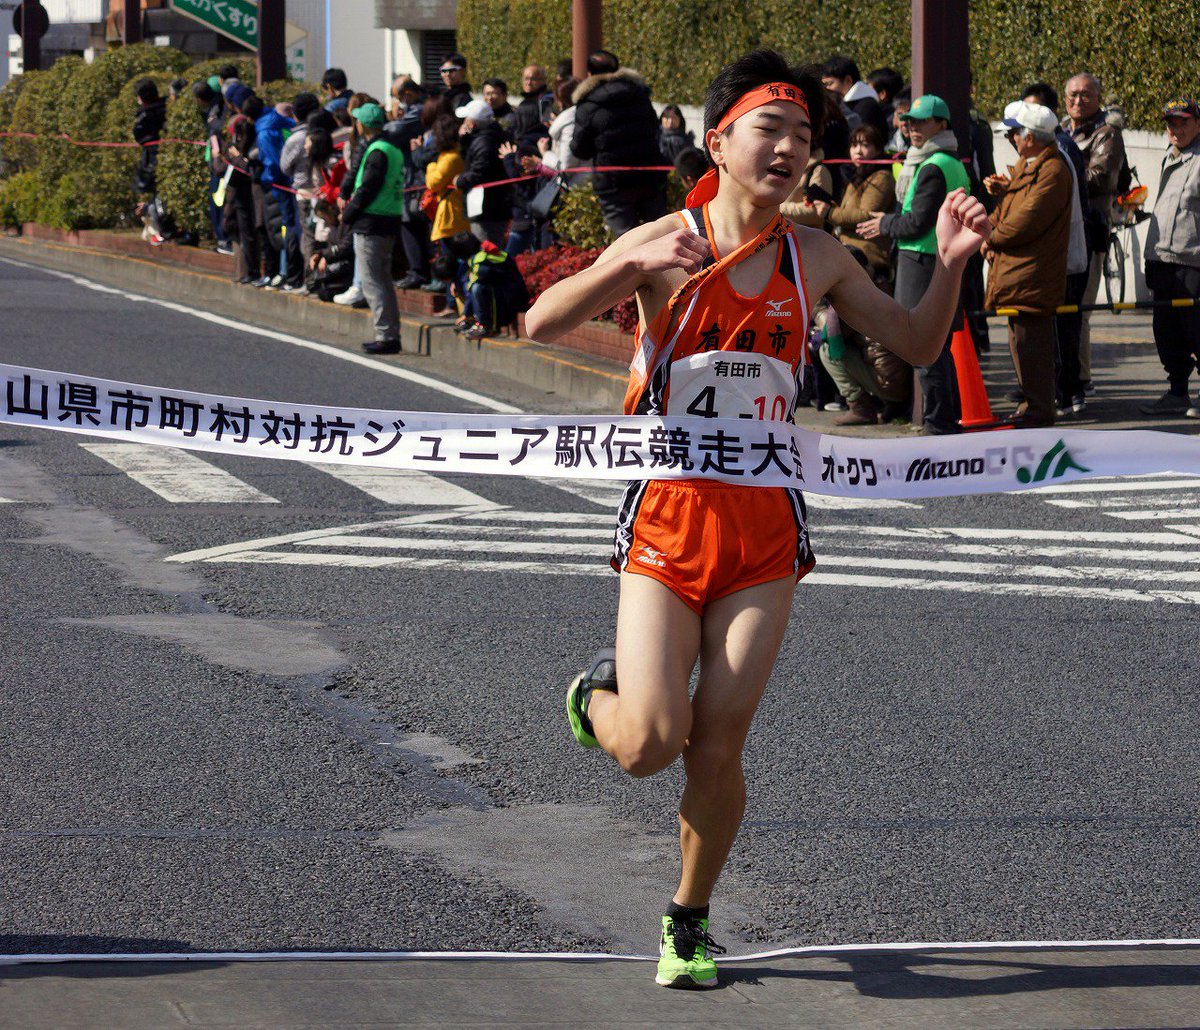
722, 946, 1200, 999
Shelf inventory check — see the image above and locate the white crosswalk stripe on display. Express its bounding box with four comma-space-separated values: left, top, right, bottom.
80, 443, 278, 503
317, 465, 497, 507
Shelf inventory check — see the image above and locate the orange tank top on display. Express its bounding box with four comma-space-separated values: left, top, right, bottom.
625, 204, 812, 423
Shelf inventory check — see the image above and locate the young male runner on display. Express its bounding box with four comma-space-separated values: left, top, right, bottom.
525, 49, 989, 989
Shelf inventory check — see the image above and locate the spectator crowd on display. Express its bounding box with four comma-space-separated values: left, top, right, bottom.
126, 49, 1200, 431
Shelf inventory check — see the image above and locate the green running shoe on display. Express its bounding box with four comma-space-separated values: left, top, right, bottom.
566, 648, 617, 749
656, 914, 725, 989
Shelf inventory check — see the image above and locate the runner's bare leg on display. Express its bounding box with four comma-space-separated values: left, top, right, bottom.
674, 576, 795, 907
589, 573, 699, 777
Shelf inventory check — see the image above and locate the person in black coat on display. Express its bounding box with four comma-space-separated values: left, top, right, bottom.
569, 50, 668, 237
132, 78, 166, 195
512, 64, 554, 146
657, 104, 696, 165
439, 53, 473, 112
454, 99, 514, 247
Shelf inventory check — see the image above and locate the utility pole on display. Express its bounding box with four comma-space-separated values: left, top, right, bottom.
911, 0, 972, 155
122, 0, 142, 45
19, 0, 42, 72
572, 0, 601, 81
257, 0, 286, 85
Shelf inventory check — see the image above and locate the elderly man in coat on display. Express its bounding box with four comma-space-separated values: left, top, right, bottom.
984, 101, 1073, 427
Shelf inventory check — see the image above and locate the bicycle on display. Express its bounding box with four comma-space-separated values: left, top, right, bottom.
1104, 179, 1150, 306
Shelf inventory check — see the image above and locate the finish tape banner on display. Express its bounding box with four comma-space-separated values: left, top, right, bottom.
4, 363, 1200, 500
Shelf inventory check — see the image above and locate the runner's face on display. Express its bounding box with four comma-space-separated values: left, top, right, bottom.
710, 101, 811, 204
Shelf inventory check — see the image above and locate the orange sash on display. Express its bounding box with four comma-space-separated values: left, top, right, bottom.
624, 210, 792, 414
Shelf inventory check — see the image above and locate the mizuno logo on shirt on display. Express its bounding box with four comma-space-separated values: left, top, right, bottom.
765, 299, 792, 317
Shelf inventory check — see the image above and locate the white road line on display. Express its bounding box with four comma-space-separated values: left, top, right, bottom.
1103, 508, 1200, 521
817, 524, 1200, 545
79, 442, 278, 504
164, 506, 503, 563
1027, 477, 1200, 494
466, 510, 615, 525
804, 495, 921, 510
360, 523, 612, 540
805, 570, 1200, 604
1045, 495, 1200, 510
942, 542, 1200, 564
820, 553, 1200, 583
532, 477, 624, 508
0, 255, 522, 414
317, 466, 495, 507
195, 550, 612, 575
300, 535, 609, 557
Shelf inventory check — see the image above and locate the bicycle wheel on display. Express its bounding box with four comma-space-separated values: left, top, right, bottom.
1104, 234, 1125, 306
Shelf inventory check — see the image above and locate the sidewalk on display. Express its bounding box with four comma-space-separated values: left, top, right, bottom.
3, 945, 1199, 1028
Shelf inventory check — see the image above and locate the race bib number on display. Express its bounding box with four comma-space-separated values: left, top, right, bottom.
668, 351, 797, 422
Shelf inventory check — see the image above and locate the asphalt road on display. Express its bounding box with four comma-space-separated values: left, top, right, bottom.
2, 254, 1200, 970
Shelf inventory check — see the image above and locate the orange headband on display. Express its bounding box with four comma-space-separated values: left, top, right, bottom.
686, 82, 811, 207
715, 81, 810, 134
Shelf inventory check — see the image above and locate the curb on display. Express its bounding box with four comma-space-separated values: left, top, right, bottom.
0, 233, 628, 413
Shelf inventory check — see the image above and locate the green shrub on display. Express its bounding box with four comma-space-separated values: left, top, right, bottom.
0, 72, 34, 177
459, 0, 1200, 130
259, 79, 322, 106
7, 58, 84, 181
156, 87, 211, 238
0, 170, 40, 227
551, 180, 610, 250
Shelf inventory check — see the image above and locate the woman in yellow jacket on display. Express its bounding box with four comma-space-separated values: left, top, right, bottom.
828, 124, 897, 282
424, 114, 470, 244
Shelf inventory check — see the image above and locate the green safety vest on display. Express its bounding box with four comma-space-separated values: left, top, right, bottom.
897, 151, 970, 255
354, 138, 406, 217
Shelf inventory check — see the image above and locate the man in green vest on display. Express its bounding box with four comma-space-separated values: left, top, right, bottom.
342, 102, 406, 354
859, 94, 970, 433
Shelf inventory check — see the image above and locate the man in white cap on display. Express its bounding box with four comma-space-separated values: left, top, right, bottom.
984, 100, 1073, 427
454, 98, 513, 247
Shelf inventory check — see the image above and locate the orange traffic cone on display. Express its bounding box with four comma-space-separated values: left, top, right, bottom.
951, 318, 1007, 431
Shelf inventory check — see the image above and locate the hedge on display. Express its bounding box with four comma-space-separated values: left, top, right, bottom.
0, 48, 318, 234
458, 0, 1199, 131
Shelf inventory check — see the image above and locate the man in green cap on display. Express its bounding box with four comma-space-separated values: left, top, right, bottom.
342, 101, 406, 354
859, 94, 969, 434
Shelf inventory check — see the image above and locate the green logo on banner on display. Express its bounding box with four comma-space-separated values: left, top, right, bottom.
1015, 439, 1091, 484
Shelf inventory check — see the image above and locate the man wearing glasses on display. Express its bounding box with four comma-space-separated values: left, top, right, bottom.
1062, 73, 1127, 399
439, 54, 473, 112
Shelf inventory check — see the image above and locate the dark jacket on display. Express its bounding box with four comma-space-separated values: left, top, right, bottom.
445, 80, 474, 112
456, 119, 513, 221
513, 90, 552, 145
985, 146, 1073, 313
133, 98, 166, 194
203, 97, 228, 174
570, 68, 666, 193
342, 127, 405, 236
658, 127, 695, 165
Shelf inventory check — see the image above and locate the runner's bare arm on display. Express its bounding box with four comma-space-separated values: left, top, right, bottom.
524, 215, 710, 343
816, 189, 990, 366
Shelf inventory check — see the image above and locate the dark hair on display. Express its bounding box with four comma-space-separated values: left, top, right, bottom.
307, 109, 336, 135
240, 94, 264, 119
421, 95, 447, 129
332, 106, 352, 128
321, 67, 348, 92
867, 67, 903, 103
292, 91, 320, 123
218, 64, 239, 81
556, 58, 573, 81
823, 55, 861, 84
704, 49, 825, 143
849, 122, 884, 151
660, 104, 686, 131
483, 77, 508, 94
134, 78, 159, 104
894, 85, 913, 106
192, 81, 216, 105
586, 50, 619, 75
169, 77, 188, 97
555, 78, 578, 109
432, 113, 461, 151
307, 127, 333, 164
314, 198, 339, 223
674, 146, 709, 182
445, 53, 468, 70
1021, 81, 1060, 113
